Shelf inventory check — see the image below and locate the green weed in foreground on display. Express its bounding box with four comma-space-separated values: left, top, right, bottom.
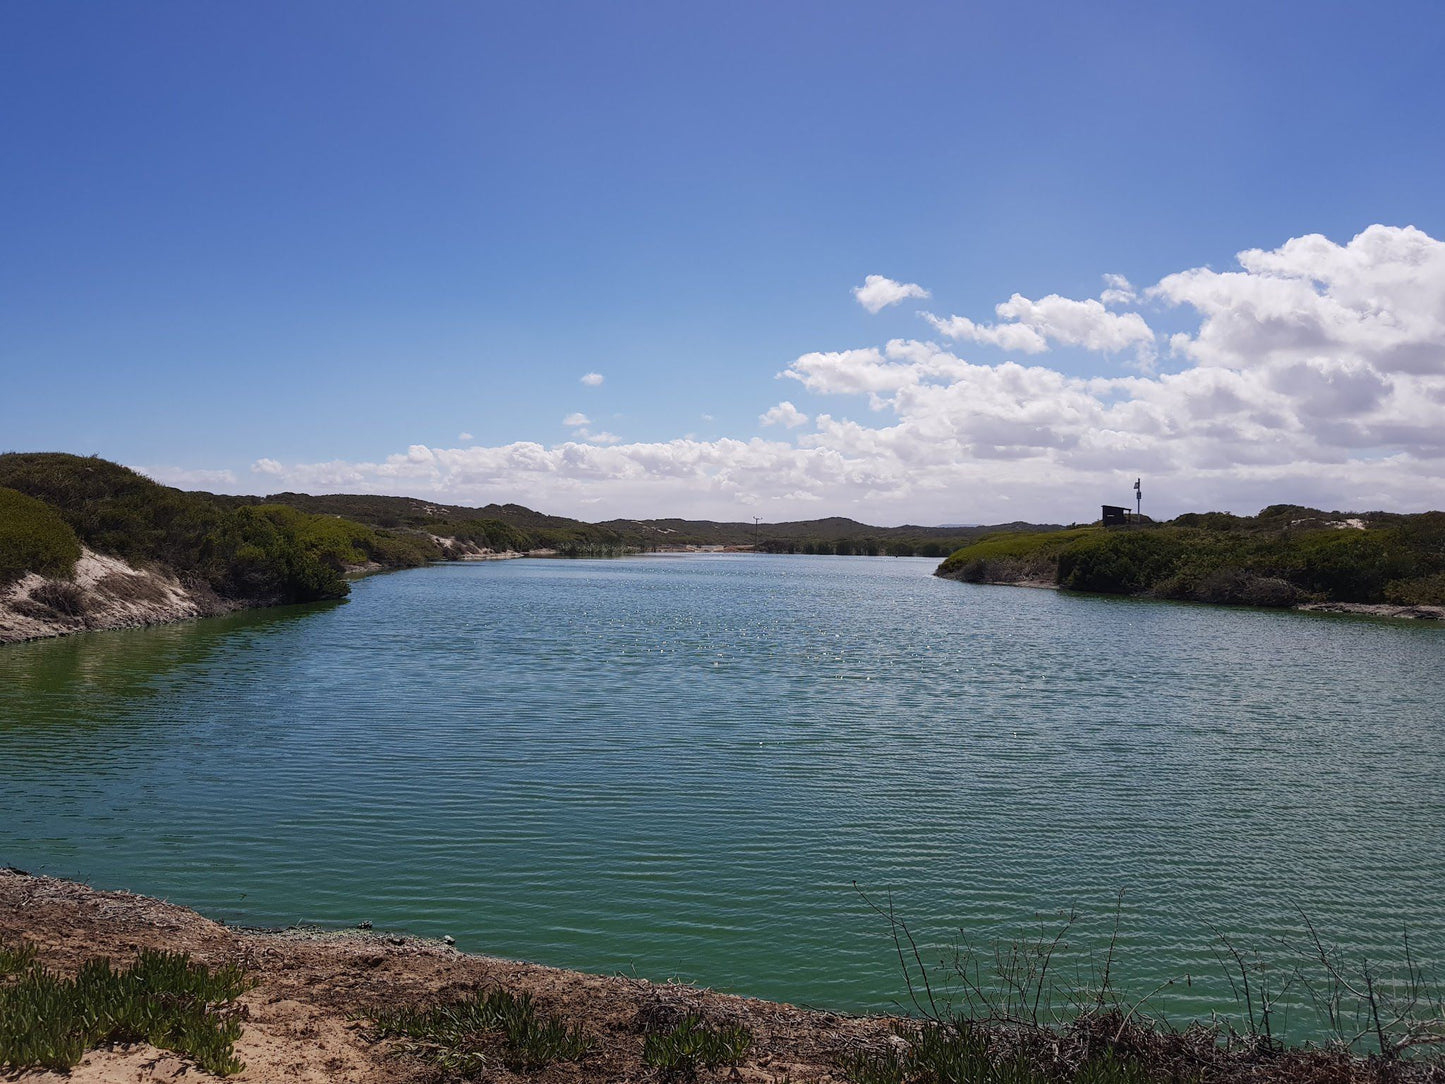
0, 942, 250, 1076
371, 986, 591, 1075
840, 1021, 1159, 1084
642, 1014, 753, 1078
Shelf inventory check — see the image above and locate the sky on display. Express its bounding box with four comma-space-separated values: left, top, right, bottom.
3, 1, 1444, 525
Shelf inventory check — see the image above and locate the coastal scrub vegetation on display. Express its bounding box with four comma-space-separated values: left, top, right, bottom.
642, 1014, 753, 1078
0, 453, 464, 608
937, 505, 1445, 608
0, 453, 350, 603
0, 940, 249, 1075
0, 486, 81, 585
369, 985, 591, 1075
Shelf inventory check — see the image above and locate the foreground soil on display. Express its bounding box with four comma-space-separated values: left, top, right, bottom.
2, 870, 1440, 1083
0, 870, 881, 1083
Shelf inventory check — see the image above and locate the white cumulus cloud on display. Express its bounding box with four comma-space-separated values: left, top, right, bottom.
563, 412, 590, 427
853, 274, 931, 314
760, 401, 810, 428
1100, 274, 1138, 306
228, 226, 1445, 523
925, 293, 1155, 364
580, 372, 604, 386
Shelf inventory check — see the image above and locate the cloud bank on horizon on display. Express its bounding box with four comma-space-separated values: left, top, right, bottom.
150, 225, 1445, 525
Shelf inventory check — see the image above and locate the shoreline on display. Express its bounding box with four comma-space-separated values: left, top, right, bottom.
948, 575, 1445, 622
0, 547, 764, 647
3, 870, 1438, 1083
0, 869, 883, 1083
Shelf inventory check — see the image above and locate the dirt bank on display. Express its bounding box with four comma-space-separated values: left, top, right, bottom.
0, 870, 878, 1083
0, 548, 234, 646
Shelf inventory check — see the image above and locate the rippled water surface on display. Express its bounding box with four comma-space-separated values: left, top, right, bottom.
2, 555, 1442, 1028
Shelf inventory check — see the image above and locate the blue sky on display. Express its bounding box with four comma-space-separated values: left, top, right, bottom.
4, 2, 1444, 523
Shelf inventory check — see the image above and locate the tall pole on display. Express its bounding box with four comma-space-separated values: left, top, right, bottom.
753, 516, 761, 549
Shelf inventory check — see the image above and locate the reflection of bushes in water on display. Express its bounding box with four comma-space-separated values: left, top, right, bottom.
0, 602, 334, 717
858, 887, 1445, 1063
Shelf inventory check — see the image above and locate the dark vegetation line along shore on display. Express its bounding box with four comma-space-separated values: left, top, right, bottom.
934, 506, 1445, 613
4, 451, 1443, 644
0, 452, 1049, 643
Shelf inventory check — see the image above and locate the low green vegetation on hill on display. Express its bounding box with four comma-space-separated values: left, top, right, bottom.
0, 488, 82, 586
606, 515, 1060, 556
0, 453, 432, 605
937, 504, 1445, 607
233, 491, 630, 556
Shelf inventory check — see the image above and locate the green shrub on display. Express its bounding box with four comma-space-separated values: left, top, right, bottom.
0, 486, 82, 585
642, 1014, 752, 1078
0, 454, 347, 604
0, 943, 250, 1076
1057, 531, 1184, 594
371, 986, 590, 1075
1384, 572, 1445, 606
936, 528, 1097, 582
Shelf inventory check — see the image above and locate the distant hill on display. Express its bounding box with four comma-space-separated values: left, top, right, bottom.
0, 450, 1065, 641
217, 490, 1062, 558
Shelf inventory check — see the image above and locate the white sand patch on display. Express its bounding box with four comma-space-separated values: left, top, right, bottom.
0, 547, 204, 645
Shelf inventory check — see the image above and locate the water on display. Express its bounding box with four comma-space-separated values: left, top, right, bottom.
2, 554, 1442, 1034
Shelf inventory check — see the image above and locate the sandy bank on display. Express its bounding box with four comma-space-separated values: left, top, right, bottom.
0, 548, 234, 646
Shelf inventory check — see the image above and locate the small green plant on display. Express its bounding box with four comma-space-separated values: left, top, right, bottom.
642, 1013, 753, 1078
0, 939, 38, 976
0, 942, 250, 1076
371, 986, 590, 1075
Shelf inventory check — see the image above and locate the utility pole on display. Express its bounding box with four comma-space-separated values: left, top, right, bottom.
1134, 477, 1142, 521
753, 516, 761, 550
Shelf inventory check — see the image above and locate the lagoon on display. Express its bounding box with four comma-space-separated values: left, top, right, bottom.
1, 554, 1441, 1033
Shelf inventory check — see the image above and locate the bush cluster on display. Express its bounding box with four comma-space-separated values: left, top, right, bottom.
0, 486, 82, 585
938, 508, 1445, 607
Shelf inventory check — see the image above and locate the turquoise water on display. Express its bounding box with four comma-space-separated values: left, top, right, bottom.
2, 554, 1442, 1033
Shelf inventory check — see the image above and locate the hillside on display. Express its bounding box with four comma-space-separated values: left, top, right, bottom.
209, 489, 1059, 558
0, 453, 441, 643
0, 452, 1059, 642
600, 516, 1060, 556
936, 505, 1445, 611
